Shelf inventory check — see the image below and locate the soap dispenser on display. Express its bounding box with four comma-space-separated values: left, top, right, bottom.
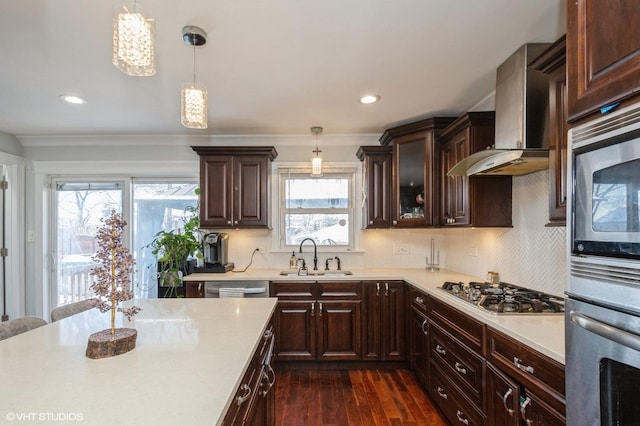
289, 251, 297, 269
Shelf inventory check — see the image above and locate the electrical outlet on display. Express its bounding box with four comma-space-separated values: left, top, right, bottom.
256, 247, 266, 253
468, 247, 478, 257
393, 243, 410, 255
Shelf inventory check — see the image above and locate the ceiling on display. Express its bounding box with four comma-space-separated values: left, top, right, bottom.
0, 1, 565, 139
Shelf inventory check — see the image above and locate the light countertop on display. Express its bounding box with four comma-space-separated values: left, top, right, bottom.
185, 268, 565, 364
0, 298, 277, 426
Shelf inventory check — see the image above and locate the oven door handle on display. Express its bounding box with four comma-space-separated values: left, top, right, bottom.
570, 311, 640, 352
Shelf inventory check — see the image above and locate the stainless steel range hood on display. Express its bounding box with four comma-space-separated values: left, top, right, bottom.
448, 43, 551, 176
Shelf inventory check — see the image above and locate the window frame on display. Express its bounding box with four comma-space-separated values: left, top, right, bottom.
273, 163, 362, 252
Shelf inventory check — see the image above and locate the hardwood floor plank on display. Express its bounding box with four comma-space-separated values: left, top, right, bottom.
275, 368, 446, 426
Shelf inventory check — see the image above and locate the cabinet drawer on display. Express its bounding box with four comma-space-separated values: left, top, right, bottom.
317, 281, 362, 299
429, 297, 485, 355
408, 286, 428, 314
222, 354, 263, 425
269, 281, 315, 299
430, 364, 486, 426
430, 323, 484, 410
487, 327, 565, 410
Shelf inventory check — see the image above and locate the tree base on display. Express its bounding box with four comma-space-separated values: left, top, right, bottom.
86, 328, 137, 359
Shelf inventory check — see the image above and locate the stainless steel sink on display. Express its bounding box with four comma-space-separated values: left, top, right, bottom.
279, 270, 353, 277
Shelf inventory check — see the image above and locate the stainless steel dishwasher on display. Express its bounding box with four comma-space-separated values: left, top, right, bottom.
203, 281, 269, 298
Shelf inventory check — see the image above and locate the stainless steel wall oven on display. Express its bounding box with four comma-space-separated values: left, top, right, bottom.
566, 102, 640, 426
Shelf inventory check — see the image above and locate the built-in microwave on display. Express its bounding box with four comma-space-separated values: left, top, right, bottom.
570, 106, 640, 261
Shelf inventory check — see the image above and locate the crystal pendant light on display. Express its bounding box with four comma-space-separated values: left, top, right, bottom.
112, 2, 156, 76
181, 26, 208, 129
310, 126, 323, 177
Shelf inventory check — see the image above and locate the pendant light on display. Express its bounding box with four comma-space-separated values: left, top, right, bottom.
310, 126, 323, 177
112, 2, 156, 76
181, 25, 208, 129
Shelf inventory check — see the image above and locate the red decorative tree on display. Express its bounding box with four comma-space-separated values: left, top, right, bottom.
86, 210, 141, 359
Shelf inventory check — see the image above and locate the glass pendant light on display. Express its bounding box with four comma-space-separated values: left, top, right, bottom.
310, 126, 323, 177
112, 1, 156, 76
181, 26, 208, 129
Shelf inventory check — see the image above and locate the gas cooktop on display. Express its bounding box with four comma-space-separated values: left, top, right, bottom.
439, 281, 565, 315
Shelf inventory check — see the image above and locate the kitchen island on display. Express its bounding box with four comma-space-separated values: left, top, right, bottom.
0, 298, 277, 425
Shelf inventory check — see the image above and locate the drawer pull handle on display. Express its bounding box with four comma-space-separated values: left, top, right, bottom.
435, 344, 447, 355
502, 388, 515, 415
415, 296, 424, 305
236, 384, 252, 406
456, 410, 469, 425
319, 302, 323, 317
514, 357, 534, 374
421, 319, 428, 335
385, 282, 389, 296
264, 329, 273, 339
436, 386, 448, 399
454, 362, 467, 375
520, 396, 533, 425
376, 282, 380, 296
311, 302, 315, 317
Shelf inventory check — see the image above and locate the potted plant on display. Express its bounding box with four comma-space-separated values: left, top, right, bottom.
146, 202, 202, 298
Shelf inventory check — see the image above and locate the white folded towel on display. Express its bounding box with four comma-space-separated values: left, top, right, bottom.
219, 288, 245, 298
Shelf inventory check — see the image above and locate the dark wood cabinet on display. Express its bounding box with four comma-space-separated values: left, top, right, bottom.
439, 112, 512, 227
270, 281, 362, 361
407, 287, 429, 388
223, 323, 276, 426
362, 281, 405, 361
531, 36, 568, 226
191, 146, 277, 229
567, 0, 640, 122
379, 117, 456, 227
185, 281, 204, 298
356, 146, 392, 228
486, 327, 565, 425
428, 296, 487, 425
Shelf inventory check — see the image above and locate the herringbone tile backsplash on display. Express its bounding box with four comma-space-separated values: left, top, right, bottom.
442, 170, 567, 297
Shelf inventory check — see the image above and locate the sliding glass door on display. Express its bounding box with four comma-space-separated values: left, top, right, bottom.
53, 182, 123, 307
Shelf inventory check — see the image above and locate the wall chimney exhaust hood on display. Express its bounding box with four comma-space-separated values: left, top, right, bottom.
448, 43, 551, 176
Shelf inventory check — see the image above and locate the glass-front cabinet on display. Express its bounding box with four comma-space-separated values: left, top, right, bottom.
379, 117, 455, 227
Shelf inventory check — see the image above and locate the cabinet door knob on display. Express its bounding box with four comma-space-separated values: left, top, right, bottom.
369, 220, 373, 225
234, 220, 238, 225
227, 220, 232, 224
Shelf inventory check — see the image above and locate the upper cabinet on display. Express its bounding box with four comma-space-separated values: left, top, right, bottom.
191, 146, 278, 229
379, 118, 455, 228
567, 0, 640, 122
439, 112, 512, 227
531, 36, 568, 226
356, 146, 392, 229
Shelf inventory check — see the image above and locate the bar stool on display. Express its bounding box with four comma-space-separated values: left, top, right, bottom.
51, 298, 97, 322
0, 316, 47, 341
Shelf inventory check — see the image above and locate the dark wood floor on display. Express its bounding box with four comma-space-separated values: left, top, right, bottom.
274, 369, 447, 426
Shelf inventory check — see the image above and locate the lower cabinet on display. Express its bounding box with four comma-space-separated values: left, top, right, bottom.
428, 296, 487, 426
223, 323, 276, 426
362, 280, 405, 361
407, 287, 429, 387
485, 327, 565, 426
271, 281, 362, 361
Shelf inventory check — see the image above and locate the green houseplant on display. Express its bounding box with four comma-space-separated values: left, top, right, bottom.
146, 200, 202, 297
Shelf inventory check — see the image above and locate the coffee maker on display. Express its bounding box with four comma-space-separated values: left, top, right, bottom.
196, 232, 234, 273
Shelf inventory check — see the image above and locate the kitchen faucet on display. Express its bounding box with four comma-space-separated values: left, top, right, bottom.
299, 238, 318, 270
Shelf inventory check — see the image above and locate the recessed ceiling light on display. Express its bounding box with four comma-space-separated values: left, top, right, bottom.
360, 95, 380, 104
59, 94, 87, 105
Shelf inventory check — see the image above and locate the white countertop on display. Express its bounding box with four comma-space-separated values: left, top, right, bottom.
185, 268, 565, 364
0, 298, 277, 426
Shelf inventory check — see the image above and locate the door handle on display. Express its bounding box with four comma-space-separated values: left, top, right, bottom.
311, 302, 315, 317
376, 282, 380, 297
319, 302, 322, 317
570, 310, 640, 352
420, 319, 428, 335
502, 388, 515, 415
385, 282, 389, 296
